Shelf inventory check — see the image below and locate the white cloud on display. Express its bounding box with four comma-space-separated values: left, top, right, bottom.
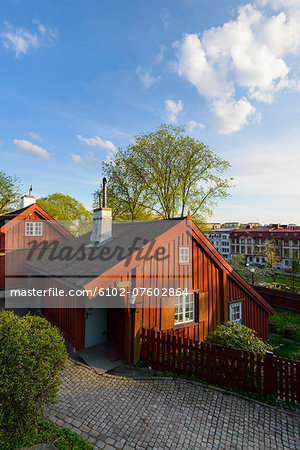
76, 134, 116, 152
136, 65, 160, 89
1, 21, 58, 57
155, 45, 167, 64
259, 0, 300, 11
175, 2, 300, 133
71, 152, 101, 168
13, 139, 49, 159
28, 131, 42, 142
211, 97, 260, 134
160, 8, 170, 29
165, 99, 183, 122
188, 120, 206, 133
175, 33, 230, 99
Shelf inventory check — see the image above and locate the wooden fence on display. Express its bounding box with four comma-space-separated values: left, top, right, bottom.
140, 328, 300, 404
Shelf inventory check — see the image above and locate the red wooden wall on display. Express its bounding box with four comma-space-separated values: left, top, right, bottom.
26, 218, 271, 358
1, 208, 71, 289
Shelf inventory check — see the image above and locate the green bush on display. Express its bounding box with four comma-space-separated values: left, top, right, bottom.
0, 418, 93, 449
205, 322, 272, 355
0, 311, 68, 435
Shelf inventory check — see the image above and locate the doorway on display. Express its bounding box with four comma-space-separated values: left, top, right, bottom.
85, 307, 107, 348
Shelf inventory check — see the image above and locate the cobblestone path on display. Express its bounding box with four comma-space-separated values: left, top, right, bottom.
46, 360, 299, 449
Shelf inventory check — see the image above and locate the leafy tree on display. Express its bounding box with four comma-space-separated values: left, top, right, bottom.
0, 311, 67, 435
0, 170, 22, 214
205, 322, 272, 355
257, 239, 281, 270
99, 124, 233, 220
37, 193, 93, 235
93, 154, 153, 220
229, 254, 267, 285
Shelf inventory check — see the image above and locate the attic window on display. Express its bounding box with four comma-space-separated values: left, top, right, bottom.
25, 221, 43, 236
179, 246, 190, 263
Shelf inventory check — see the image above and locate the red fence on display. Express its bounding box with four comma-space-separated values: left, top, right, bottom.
255, 286, 300, 313
140, 328, 300, 404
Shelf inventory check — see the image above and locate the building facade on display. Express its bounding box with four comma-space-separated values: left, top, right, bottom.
204, 228, 232, 260
230, 224, 300, 269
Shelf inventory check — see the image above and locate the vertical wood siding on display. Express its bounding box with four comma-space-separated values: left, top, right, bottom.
26, 218, 270, 355
1, 212, 70, 288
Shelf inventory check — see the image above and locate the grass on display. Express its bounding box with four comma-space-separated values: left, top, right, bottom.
264, 274, 300, 290
268, 333, 299, 358
0, 419, 93, 450
269, 309, 300, 359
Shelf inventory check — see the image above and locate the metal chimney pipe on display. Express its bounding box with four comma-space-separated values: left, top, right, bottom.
103, 177, 107, 208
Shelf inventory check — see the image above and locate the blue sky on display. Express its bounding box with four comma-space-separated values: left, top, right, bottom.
1, 0, 300, 224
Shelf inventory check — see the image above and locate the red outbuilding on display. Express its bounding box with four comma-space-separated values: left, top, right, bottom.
25, 181, 273, 363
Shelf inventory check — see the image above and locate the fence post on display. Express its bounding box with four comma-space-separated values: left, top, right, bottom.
263, 351, 274, 396
297, 362, 300, 404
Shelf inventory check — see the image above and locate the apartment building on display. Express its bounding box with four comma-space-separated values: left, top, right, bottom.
230, 224, 300, 268
204, 228, 232, 260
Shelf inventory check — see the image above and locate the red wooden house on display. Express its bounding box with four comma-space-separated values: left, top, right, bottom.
26, 181, 274, 363
0, 196, 72, 291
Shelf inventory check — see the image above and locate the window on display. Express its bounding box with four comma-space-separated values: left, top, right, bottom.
229, 301, 242, 326
174, 293, 194, 324
25, 221, 43, 236
179, 247, 190, 263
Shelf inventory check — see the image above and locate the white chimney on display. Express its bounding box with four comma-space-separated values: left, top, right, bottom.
90, 178, 112, 244
21, 186, 36, 208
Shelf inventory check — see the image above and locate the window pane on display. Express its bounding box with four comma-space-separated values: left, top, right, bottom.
179, 247, 190, 263
174, 293, 194, 324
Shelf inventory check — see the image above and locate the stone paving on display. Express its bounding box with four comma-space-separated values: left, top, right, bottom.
46, 360, 299, 449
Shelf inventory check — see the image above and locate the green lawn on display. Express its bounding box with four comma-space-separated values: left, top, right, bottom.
269, 309, 300, 359
0, 419, 93, 450
264, 274, 300, 290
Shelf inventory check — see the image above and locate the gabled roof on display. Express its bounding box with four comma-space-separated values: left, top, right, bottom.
0, 203, 73, 239
26, 215, 273, 314
0, 206, 28, 228
25, 219, 186, 287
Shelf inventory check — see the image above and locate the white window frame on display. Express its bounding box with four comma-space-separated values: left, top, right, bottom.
174, 292, 195, 325
25, 221, 43, 236
179, 246, 190, 264
229, 301, 242, 326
